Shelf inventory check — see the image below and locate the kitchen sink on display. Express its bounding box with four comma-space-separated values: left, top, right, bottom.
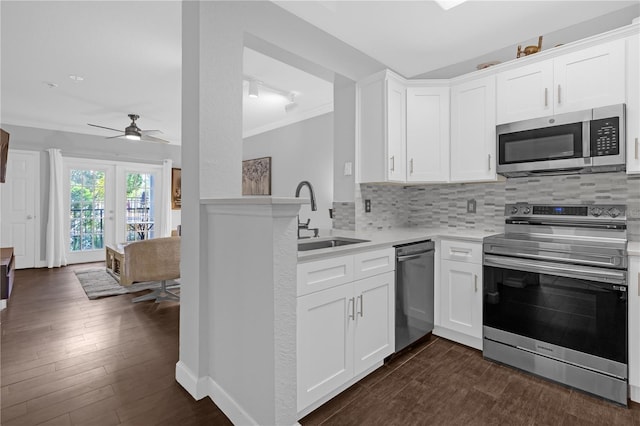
298, 237, 370, 251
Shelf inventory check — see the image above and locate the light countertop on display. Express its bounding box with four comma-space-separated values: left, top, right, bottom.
297, 227, 495, 262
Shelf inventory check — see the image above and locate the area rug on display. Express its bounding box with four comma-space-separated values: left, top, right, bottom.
74, 268, 180, 300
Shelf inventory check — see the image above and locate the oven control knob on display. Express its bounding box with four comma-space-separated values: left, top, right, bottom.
522, 207, 531, 214
510, 206, 519, 215
591, 207, 603, 217
608, 207, 621, 218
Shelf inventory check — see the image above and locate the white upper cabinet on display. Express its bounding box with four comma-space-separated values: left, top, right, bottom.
357, 71, 406, 183
386, 77, 407, 182
496, 60, 554, 124
497, 39, 626, 124
627, 34, 640, 174
450, 75, 497, 182
406, 86, 450, 182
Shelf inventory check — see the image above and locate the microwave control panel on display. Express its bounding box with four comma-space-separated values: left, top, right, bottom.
591, 117, 619, 156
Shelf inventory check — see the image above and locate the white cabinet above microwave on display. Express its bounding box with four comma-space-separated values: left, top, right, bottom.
496, 39, 626, 124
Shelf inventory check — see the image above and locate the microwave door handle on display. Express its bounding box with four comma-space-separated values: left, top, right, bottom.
582, 121, 590, 158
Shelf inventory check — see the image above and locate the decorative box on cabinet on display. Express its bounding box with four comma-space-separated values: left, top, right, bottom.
496, 39, 626, 124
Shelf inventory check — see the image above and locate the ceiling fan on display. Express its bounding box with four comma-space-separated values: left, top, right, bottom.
88, 114, 170, 144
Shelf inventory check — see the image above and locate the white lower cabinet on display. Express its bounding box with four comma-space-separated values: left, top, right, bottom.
435, 240, 483, 350
297, 250, 395, 413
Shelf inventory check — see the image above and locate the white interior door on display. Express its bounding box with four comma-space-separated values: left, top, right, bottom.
0, 150, 39, 269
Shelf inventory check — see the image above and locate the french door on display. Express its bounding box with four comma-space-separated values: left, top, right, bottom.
64, 159, 163, 264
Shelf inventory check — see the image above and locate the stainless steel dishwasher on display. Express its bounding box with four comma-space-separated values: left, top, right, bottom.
394, 240, 435, 353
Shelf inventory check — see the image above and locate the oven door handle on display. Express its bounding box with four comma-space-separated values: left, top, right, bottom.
484, 255, 627, 285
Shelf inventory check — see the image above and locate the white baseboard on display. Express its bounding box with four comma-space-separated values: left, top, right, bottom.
206, 377, 260, 426
175, 361, 209, 400
631, 384, 640, 403
433, 326, 482, 350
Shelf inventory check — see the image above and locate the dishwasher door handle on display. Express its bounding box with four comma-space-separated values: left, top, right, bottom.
397, 250, 434, 262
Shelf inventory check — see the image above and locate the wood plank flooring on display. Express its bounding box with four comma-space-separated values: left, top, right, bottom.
2, 264, 640, 425
1, 264, 231, 426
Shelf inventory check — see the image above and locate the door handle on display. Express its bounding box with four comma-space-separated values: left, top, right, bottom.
544, 88, 548, 107
635, 138, 638, 160
474, 274, 478, 292
488, 154, 491, 171
349, 297, 355, 321
26, 214, 33, 220
557, 84, 561, 104
357, 295, 363, 317
410, 158, 414, 175
390, 156, 395, 172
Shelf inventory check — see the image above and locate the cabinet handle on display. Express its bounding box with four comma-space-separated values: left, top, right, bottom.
349, 297, 355, 320
635, 138, 639, 160
474, 275, 478, 292
450, 249, 471, 255
557, 85, 561, 104
544, 88, 548, 107
487, 154, 492, 171
390, 155, 395, 172
358, 295, 363, 317
410, 158, 414, 175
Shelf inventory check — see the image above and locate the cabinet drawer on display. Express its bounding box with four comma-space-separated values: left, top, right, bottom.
353, 248, 395, 280
298, 255, 354, 296
440, 240, 482, 264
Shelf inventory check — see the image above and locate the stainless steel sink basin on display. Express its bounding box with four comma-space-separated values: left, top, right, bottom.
298, 237, 370, 251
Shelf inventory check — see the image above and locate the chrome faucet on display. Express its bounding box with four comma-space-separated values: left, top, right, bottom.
295, 181, 319, 238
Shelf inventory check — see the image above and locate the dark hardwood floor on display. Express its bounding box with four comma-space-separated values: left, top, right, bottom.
2, 264, 639, 425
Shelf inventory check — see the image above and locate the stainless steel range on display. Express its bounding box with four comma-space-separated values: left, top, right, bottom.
483, 203, 628, 405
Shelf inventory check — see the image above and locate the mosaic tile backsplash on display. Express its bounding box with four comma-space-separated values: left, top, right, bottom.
332, 202, 356, 231
352, 172, 640, 241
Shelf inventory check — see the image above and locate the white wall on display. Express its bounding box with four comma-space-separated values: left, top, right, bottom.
243, 112, 334, 230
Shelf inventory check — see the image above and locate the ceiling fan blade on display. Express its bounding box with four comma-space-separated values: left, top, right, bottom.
141, 129, 163, 135
106, 134, 126, 139
88, 123, 123, 132
141, 135, 171, 144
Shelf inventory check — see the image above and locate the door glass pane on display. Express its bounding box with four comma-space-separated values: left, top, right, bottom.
69, 169, 105, 252
125, 172, 155, 241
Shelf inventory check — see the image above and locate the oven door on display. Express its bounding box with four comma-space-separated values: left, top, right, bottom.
483, 254, 627, 367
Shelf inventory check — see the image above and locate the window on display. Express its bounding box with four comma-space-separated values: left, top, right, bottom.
69, 169, 105, 252
125, 172, 156, 241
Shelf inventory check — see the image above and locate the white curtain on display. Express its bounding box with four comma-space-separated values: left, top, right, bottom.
46, 148, 67, 268
160, 159, 173, 237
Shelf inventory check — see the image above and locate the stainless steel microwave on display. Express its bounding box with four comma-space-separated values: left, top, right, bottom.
496, 104, 626, 177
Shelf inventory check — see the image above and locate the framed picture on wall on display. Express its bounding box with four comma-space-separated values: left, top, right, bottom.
171, 168, 181, 210
242, 157, 271, 195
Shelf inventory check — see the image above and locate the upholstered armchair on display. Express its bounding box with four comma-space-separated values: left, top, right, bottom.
121, 236, 180, 303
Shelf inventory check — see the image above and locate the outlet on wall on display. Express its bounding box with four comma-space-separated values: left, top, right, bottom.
467, 199, 476, 213
365, 199, 371, 213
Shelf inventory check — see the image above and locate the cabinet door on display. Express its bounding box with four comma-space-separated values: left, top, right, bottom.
406, 86, 450, 182
450, 75, 497, 182
554, 39, 626, 115
297, 284, 354, 411
496, 59, 553, 124
358, 76, 386, 183
627, 35, 640, 174
353, 271, 395, 376
386, 77, 406, 182
440, 259, 482, 339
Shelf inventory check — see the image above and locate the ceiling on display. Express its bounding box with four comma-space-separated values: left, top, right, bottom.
275, 1, 639, 78
1, 1, 638, 146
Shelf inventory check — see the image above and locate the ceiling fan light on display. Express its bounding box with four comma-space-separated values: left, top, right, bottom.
125, 134, 140, 141
434, 0, 468, 10
248, 80, 259, 98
